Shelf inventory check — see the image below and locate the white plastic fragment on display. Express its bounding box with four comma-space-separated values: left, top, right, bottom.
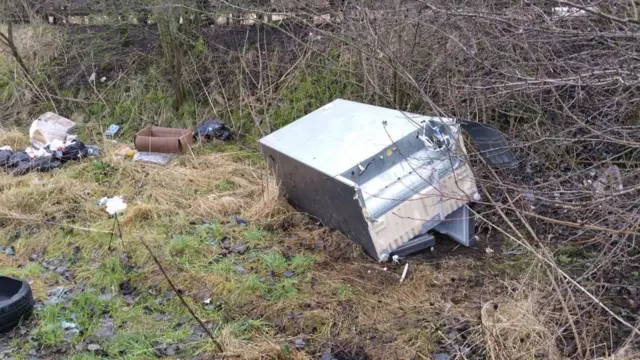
61, 321, 78, 330
399, 263, 409, 283
26, 146, 51, 158
49, 138, 65, 150
0, 146, 12, 151
100, 196, 127, 215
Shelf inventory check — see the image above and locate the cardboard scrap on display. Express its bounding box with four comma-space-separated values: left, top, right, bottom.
29, 112, 77, 149
134, 127, 193, 154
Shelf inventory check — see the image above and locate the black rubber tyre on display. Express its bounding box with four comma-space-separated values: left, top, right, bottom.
0, 276, 35, 333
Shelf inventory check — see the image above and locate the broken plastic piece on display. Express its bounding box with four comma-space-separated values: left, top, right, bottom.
433, 205, 476, 247
399, 263, 409, 283
133, 152, 174, 166
459, 120, 518, 168
105, 124, 120, 138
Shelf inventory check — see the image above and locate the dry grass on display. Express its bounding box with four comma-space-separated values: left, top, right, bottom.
482, 293, 562, 360
0, 128, 31, 150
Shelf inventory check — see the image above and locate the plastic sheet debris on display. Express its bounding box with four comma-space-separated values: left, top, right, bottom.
29, 112, 76, 149
194, 119, 231, 141
133, 152, 174, 166
0, 146, 12, 151
86, 145, 100, 157
105, 124, 120, 138
99, 196, 127, 215
25, 147, 50, 159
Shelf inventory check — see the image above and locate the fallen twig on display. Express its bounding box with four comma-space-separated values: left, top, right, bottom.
0, 215, 113, 233
138, 235, 225, 353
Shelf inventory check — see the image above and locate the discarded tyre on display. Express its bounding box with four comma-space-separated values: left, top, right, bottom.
0, 276, 35, 333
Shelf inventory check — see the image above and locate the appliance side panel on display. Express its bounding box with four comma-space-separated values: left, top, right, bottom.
260, 143, 379, 259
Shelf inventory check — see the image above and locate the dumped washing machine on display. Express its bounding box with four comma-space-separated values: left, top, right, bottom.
259, 99, 516, 261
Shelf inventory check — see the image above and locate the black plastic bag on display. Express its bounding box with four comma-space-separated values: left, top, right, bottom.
7, 152, 31, 168
33, 157, 62, 173
57, 140, 88, 162
11, 161, 34, 176
194, 120, 231, 141
0, 150, 12, 168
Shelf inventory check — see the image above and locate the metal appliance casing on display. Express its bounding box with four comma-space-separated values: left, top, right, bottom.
259, 99, 478, 260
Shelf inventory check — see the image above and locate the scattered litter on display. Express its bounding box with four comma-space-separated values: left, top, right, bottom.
235, 265, 246, 273
86, 145, 100, 157
8, 152, 30, 166
100, 77, 107, 83
399, 263, 409, 283
99, 196, 127, 215
0, 246, 15, 257
0, 146, 12, 151
61, 321, 78, 330
383, 267, 388, 271
203, 298, 211, 305
113, 145, 136, 160
88, 72, 96, 83
133, 152, 174, 166
294, 338, 306, 349
392, 254, 403, 264
104, 124, 120, 138
193, 119, 232, 141
29, 112, 76, 149
505, 249, 524, 256
134, 127, 193, 154
233, 216, 248, 227
25, 147, 49, 159
485, 247, 495, 254
64, 328, 80, 341
1, 115, 90, 176
45, 285, 75, 305
58, 140, 88, 161
283, 270, 295, 278
552, 6, 589, 18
